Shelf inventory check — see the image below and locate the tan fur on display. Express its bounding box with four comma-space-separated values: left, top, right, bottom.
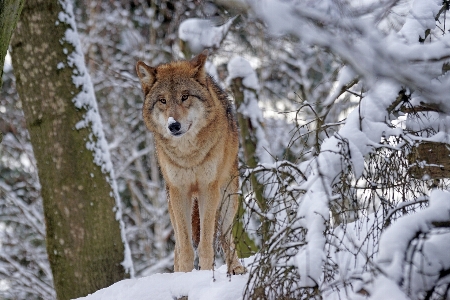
136, 50, 245, 275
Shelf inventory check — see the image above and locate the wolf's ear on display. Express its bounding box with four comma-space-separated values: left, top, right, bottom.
136, 61, 156, 94
190, 49, 208, 84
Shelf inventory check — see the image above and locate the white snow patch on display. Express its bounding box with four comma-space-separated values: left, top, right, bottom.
398, 0, 441, 43
168, 117, 176, 125
75, 259, 253, 300
226, 56, 260, 91
2, 51, 12, 73
368, 275, 410, 300
359, 189, 450, 298
205, 61, 219, 81
376, 189, 450, 283
0, 279, 10, 292
324, 65, 356, 107
178, 17, 236, 54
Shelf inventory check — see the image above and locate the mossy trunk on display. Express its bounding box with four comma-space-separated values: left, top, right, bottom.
230, 77, 270, 247
230, 78, 267, 211
10, 0, 127, 299
0, 0, 24, 87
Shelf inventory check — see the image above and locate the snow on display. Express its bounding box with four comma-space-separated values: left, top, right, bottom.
350, 189, 450, 299
376, 189, 450, 284
295, 187, 329, 286
368, 276, 410, 300
57, 0, 134, 276
323, 65, 356, 107
398, 0, 441, 43
168, 117, 176, 125
226, 56, 260, 91
2, 51, 12, 73
250, 0, 450, 109
292, 80, 400, 286
178, 17, 236, 54
75, 259, 253, 300
205, 61, 219, 82
70, 210, 411, 300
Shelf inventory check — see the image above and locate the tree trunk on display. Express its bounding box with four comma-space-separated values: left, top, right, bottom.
230, 78, 267, 210
0, 0, 24, 87
10, 0, 129, 299
230, 77, 270, 243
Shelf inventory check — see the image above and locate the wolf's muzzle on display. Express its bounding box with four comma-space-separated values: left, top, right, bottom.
168, 121, 182, 135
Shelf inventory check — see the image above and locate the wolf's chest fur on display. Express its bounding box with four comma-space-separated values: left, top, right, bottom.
156, 132, 227, 188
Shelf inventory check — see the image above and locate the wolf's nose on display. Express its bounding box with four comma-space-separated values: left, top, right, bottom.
168, 121, 181, 133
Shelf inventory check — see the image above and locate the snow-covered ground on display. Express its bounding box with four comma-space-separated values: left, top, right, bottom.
75, 258, 254, 300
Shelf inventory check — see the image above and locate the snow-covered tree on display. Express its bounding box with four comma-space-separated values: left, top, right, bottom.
234, 0, 450, 299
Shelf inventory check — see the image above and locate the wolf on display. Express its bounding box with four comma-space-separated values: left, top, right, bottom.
136, 50, 245, 275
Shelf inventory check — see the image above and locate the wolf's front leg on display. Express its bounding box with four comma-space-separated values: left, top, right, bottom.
197, 182, 220, 270
168, 198, 180, 272
168, 186, 194, 272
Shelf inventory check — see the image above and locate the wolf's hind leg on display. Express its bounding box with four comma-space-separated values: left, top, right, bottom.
220, 179, 246, 275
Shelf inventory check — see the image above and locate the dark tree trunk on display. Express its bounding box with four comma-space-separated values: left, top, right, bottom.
0, 0, 24, 87
230, 77, 270, 243
10, 0, 128, 299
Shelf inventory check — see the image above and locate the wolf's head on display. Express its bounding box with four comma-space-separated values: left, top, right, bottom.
136, 50, 216, 140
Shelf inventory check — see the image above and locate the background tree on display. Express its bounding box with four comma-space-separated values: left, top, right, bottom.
0, 0, 24, 86
0, 70, 54, 299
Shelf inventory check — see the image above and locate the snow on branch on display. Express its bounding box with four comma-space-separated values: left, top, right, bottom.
249, 0, 450, 111
295, 80, 401, 286
178, 16, 236, 54
366, 189, 450, 299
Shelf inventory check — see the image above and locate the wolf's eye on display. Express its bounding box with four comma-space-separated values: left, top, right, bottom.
159, 98, 166, 104
181, 94, 189, 101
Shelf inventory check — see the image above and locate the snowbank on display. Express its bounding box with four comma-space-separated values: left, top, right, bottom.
75, 259, 253, 300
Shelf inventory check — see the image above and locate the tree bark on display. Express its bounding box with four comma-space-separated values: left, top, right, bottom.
0, 0, 24, 87
230, 78, 267, 211
10, 0, 128, 299
230, 77, 269, 250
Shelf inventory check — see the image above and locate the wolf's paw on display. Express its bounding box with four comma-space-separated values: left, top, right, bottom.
231, 265, 247, 275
